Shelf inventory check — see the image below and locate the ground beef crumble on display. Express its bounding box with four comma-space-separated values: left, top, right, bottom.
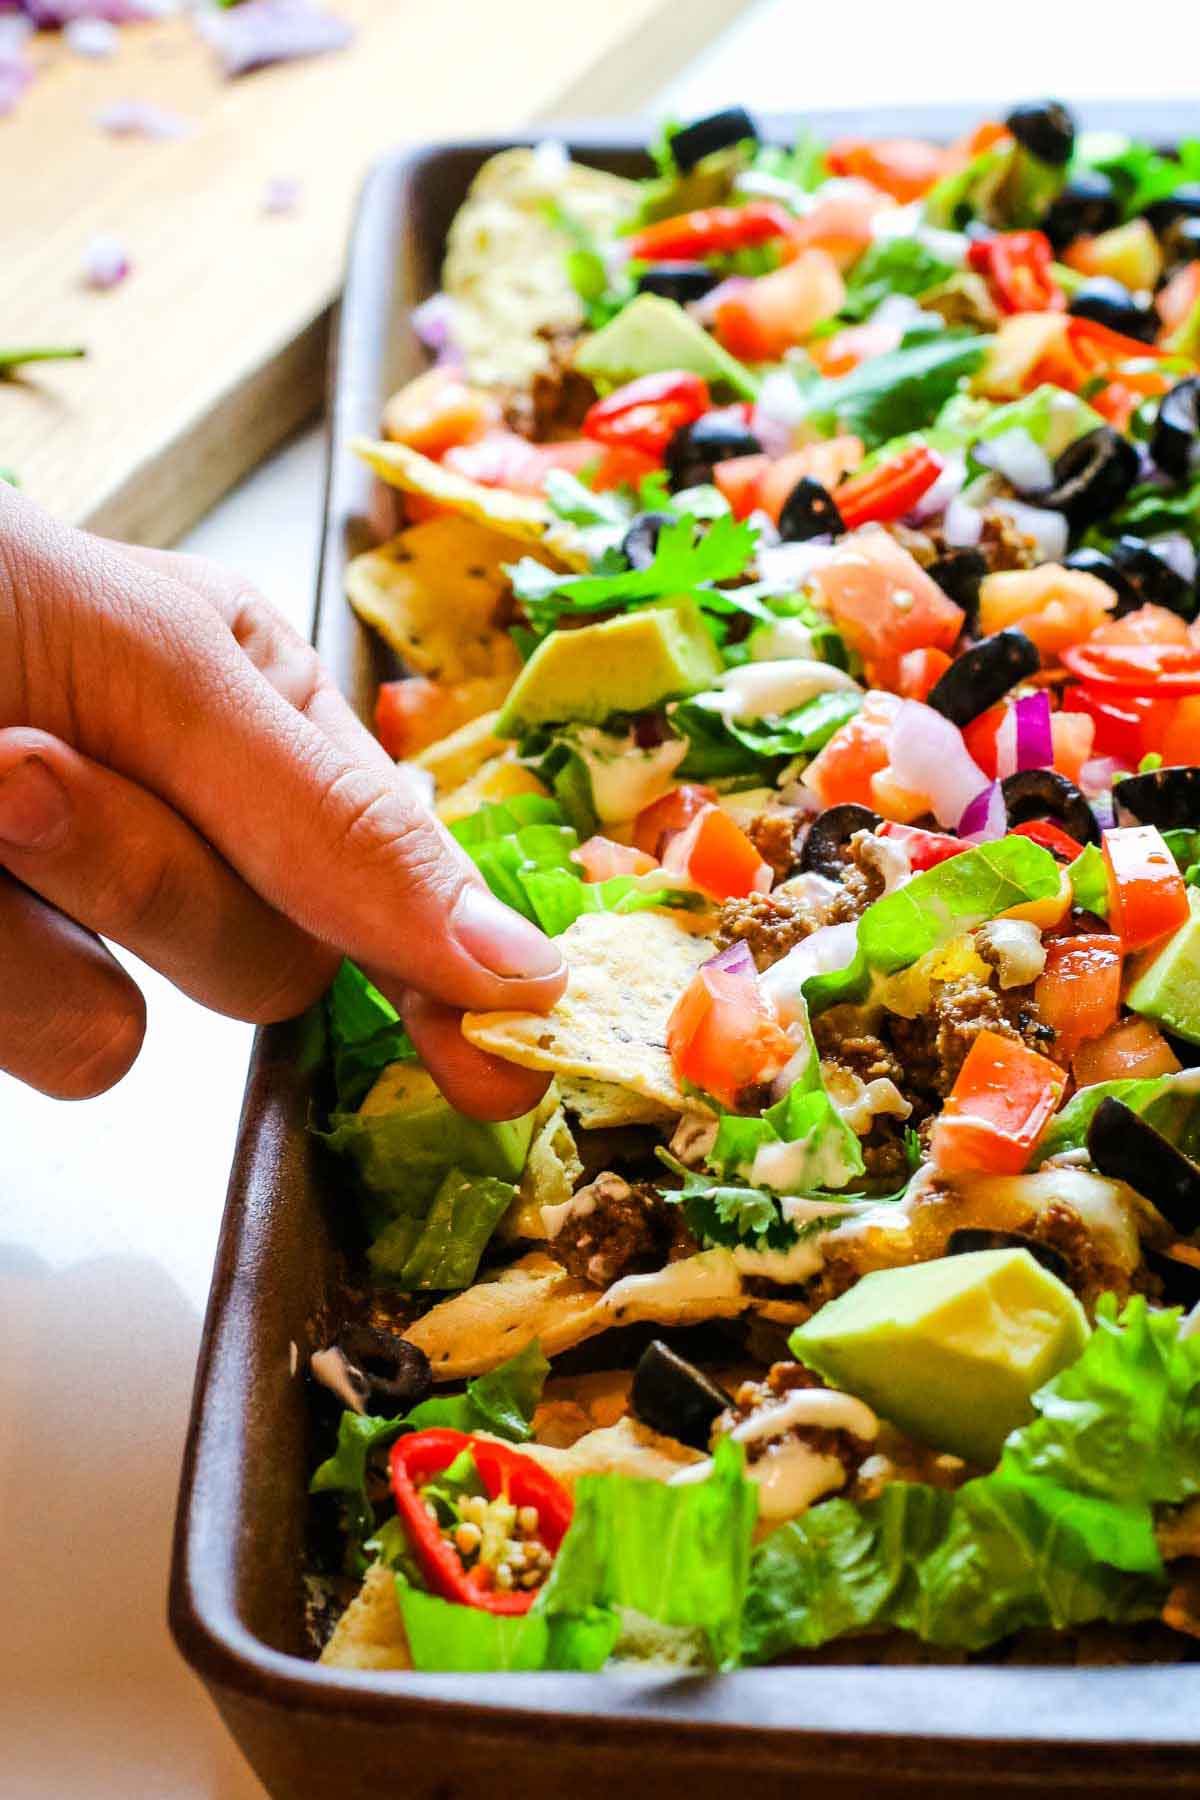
715, 834, 884, 971
746, 811, 800, 884
717, 1360, 874, 1491
503, 328, 596, 441
549, 1172, 697, 1288
887, 974, 1054, 1100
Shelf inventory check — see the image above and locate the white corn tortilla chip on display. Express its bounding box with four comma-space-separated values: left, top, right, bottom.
320, 1564, 411, 1672
410, 708, 507, 793
559, 1076, 678, 1131
405, 1249, 748, 1381
352, 437, 588, 570
462, 910, 715, 1115
510, 1416, 703, 1488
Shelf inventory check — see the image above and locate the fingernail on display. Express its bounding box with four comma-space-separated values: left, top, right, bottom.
0, 755, 68, 849
451, 884, 563, 980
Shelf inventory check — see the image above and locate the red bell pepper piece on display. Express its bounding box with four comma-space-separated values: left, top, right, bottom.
390, 1429, 573, 1616
876, 820, 967, 871
582, 371, 709, 458
930, 1029, 1065, 1176
626, 200, 798, 263
833, 445, 943, 530
1010, 819, 1085, 862
1060, 642, 1200, 697
966, 230, 1064, 315
1102, 825, 1190, 952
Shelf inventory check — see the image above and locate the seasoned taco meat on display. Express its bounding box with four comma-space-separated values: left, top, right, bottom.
549, 1172, 697, 1288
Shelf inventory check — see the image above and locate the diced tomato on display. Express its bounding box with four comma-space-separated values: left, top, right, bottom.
978, 564, 1116, 658
833, 446, 943, 532
896, 646, 953, 701
803, 689, 902, 808
826, 136, 948, 204
382, 368, 500, 458
632, 782, 718, 859
571, 836, 658, 882
809, 530, 965, 688
755, 436, 865, 523
626, 200, 800, 263
667, 965, 793, 1111
1161, 696, 1200, 767
876, 820, 967, 870
1011, 819, 1086, 862
1071, 1014, 1182, 1087
1102, 824, 1190, 952
1092, 604, 1193, 650
662, 805, 772, 901
443, 433, 655, 495
714, 249, 845, 362
778, 182, 886, 271
1060, 640, 1200, 696
582, 371, 709, 458
808, 319, 902, 377
967, 231, 1064, 315
1034, 934, 1122, 1062
1048, 710, 1095, 785
1063, 684, 1153, 764
1158, 261, 1200, 338
373, 677, 492, 760
713, 453, 769, 518
930, 1029, 1065, 1176
962, 703, 1006, 779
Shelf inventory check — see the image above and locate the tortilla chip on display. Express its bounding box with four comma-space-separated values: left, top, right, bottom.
352, 438, 588, 570
462, 911, 715, 1115
411, 707, 507, 792
559, 1076, 677, 1131
499, 1094, 581, 1241
512, 1416, 703, 1487
345, 516, 527, 683
405, 1248, 748, 1380
320, 1564, 410, 1672
435, 750, 547, 825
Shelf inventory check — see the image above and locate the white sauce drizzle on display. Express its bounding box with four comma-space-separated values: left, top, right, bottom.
693, 658, 860, 723
974, 917, 1046, 989
730, 1387, 879, 1447
572, 730, 685, 824
751, 1447, 847, 1519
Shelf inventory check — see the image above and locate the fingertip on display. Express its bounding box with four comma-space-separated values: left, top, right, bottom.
401, 993, 552, 1121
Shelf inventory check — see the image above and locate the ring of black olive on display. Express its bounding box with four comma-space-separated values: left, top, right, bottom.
1000, 768, 1100, 845
926, 628, 1040, 728
1039, 426, 1141, 532
1086, 1097, 1200, 1235
631, 1340, 732, 1451
778, 476, 845, 543
799, 803, 883, 879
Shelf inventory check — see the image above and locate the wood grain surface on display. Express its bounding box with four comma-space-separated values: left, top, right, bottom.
1, 0, 746, 546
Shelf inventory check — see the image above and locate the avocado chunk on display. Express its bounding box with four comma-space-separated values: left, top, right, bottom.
496, 598, 723, 736
574, 294, 758, 399
1126, 889, 1200, 1046
348, 1062, 537, 1205
790, 1249, 1089, 1466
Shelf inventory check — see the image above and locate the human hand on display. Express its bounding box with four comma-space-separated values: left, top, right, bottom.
0, 488, 564, 1117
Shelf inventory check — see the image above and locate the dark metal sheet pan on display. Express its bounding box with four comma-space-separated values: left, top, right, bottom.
171, 105, 1200, 1800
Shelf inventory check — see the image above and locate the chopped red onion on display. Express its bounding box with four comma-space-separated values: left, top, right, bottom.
1080, 755, 1126, 799
95, 98, 192, 138
889, 699, 989, 829
756, 539, 839, 588
973, 428, 1053, 496
988, 497, 1068, 563
64, 14, 115, 50
958, 779, 1007, 843
995, 690, 1052, 779
1150, 533, 1198, 587
941, 495, 984, 548
83, 233, 130, 290
263, 174, 302, 214
908, 452, 965, 525
410, 292, 461, 362
869, 292, 927, 333
705, 940, 756, 977
196, 0, 352, 78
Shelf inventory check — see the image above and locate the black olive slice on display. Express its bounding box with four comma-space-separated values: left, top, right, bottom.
1001, 768, 1100, 845
799, 803, 882, 879
669, 106, 759, 174
926, 628, 1040, 728
665, 412, 763, 491
1086, 1097, 1200, 1235
928, 548, 989, 631
621, 510, 676, 570
1151, 377, 1200, 483
1043, 171, 1119, 251
1142, 1242, 1200, 1307
1064, 546, 1140, 614
1067, 277, 1158, 344
1109, 535, 1197, 620
1145, 182, 1200, 237
778, 476, 845, 543
631, 1340, 732, 1451
1004, 99, 1076, 167
946, 1228, 1071, 1284
1039, 426, 1140, 532
634, 261, 721, 306
332, 1325, 433, 1414
1113, 764, 1200, 830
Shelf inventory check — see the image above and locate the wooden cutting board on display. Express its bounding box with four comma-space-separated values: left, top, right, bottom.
2, 0, 746, 546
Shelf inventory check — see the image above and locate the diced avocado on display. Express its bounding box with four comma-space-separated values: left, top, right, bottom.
791, 1249, 1089, 1467
349, 1062, 537, 1203
496, 598, 723, 736
1126, 889, 1200, 1046
574, 294, 759, 399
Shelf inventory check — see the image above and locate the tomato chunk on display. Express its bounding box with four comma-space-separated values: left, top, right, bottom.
714, 250, 845, 362
1034, 934, 1122, 1062
667, 965, 793, 1111
826, 136, 948, 203
810, 530, 964, 688
930, 1030, 1065, 1176
662, 805, 772, 901
572, 836, 658, 882
1071, 1014, 1182, 1087
803, 689, 902, 808
755, 438, 865, 523
1102, 825, 1190, 952
876, 821, 967, 870
633, 783, 718, 859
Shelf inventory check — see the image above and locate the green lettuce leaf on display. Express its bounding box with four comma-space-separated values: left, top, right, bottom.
839, 237, 957, 324
325, 959, 417, 1109
367, 1168, 517, 1288
1032, 1067, 1200, 1167
804, 835, 1061, 1013
673, 686, 861, 779
795, 328, 990, 451
1104, 472, 1200, 547
396, 1581, 619, 1672
743, 1298, 1200, 1660
1072, 131, 1200, 221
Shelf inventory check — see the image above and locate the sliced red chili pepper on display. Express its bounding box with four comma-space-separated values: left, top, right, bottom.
626, 200, 798, 263
833, 445, 943, 531
1060, 642, 1200, 696
390, 1429, 573, 1616
582, 370, 709, 457
1011, 818, 1084, 861
967, 230, 1064, 315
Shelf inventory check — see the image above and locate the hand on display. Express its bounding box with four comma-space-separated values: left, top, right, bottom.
0, 488, 564, 1117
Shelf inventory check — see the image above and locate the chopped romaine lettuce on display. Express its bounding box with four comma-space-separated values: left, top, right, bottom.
367, 1169, 517, 1289
325, 959, 417, 1110
673, 687, 861, 780
839, 237, 956, 324
795, 328, 990, 451
1033, 1067, 1200, 1167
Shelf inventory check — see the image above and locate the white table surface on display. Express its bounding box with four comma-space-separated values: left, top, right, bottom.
1, 8, 1194, 1794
